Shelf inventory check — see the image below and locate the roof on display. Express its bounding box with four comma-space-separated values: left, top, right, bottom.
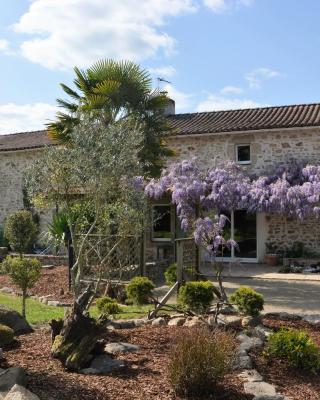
0, 130, 53, 152
167, 103, 320, 136
1, 103, 320, 151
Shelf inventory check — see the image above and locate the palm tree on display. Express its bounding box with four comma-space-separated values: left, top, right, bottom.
47, 60, 174, 176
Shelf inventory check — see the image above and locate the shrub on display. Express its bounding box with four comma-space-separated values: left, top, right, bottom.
96, 296, 121, 316
230, 286, 264, 316
164, 263, 177, 286
0, 324, 14, 346
178, 281, 214, 313
126, 276, 155, 305
168, 327, 236, 396
4, 210, 38, 256
2, 256, 41, 317
265, 329, 320, 371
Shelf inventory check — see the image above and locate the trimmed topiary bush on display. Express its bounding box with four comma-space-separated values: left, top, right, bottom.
126, 276, 155, 305
178, 281, 214, 313
230, 286, 264, 316
168, 327, 236, 396
2, 256, 41, 318
265, 328, 320, 371
96, 296, 121, 316
0, 323, 14, 346
164, 263, 177, 286
4, 210, 38, 256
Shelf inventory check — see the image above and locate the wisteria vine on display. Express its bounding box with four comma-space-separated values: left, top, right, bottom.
144, 158, 320, 256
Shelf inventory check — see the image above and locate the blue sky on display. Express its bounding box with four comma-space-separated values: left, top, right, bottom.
0, 0, 320, 134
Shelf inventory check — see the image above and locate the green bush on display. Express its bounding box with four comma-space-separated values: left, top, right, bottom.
126, 276, 155, 305
2, 256, 41, 317
230, 286, 264, 316
96, 296, 121, 316
168, 327, 236, 396
0, 323, 14, 346
265, 329, 320, 371
164, 263, 177, 286
178, 281, 214, 313
4, 210, 38, 256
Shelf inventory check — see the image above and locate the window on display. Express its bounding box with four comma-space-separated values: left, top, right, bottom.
152, 205, 172, 241
236, 144, 251, 164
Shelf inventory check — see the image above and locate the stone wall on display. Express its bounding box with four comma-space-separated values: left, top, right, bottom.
0, 148, 53, 236
166, 127, 320, 256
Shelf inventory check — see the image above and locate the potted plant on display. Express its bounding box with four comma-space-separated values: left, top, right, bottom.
265, 241, 278, 266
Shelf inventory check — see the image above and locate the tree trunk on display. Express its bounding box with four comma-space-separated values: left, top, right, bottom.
22, 290, 26, 318
50, 284, 109, 371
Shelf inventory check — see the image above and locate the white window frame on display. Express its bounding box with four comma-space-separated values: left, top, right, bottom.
236, 144, 251, 165
151, 204, 172, 242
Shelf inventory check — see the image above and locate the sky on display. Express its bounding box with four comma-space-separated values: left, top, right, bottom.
1, 0, 320, 134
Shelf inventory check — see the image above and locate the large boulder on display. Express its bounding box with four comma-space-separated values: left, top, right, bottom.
0, 325, 14, 347
0, 368, 27, 393
0, 307, 32, 335
81, 354, 125, 375
3, 384, 39, 400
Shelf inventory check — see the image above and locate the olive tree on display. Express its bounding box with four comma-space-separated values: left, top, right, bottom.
26, 118, 148, 295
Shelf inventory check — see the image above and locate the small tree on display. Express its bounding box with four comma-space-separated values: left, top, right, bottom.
4, 210, 37, 257
2, 257, 41, 317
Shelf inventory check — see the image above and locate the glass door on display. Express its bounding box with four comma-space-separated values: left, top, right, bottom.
206, 210, 257, 262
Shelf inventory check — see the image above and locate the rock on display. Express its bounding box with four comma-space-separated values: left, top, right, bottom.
207, 315, 217, 326
253, 325, 273, 341
168, 317, 185, 326
238, 369, 263, 383
89, 354, 125, 374
132, 319, 147, 327
80, 368, 100, 375
184, 317, 207, 327
41, 265, 54, 270
244, 381, 277, 397
0, 307, 32, 335
217, 315, 242, 328
4, 384, 39, 400
0, 349, 3, 360
242, 316, 262, 328
151, 317, 166, 326
104, 342, 140, 354
0, 368, 27, 393
0, 288, 13, 295
47, 301, 60, 307
237, 334, 263, 352
237, 355, 252, 369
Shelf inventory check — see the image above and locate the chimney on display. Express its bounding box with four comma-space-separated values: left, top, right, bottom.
163, 98, 175, 116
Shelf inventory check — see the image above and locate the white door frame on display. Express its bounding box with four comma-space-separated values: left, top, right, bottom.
209, 211, 258, 263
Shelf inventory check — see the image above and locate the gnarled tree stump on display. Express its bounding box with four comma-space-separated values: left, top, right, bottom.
50, 284, 108, 371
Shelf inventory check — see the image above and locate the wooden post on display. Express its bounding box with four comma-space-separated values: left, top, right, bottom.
67, 237, 74, 291
176, 239, 183, 288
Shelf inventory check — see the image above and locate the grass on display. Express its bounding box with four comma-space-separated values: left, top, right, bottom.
0, 293, 64, 325
0, 293, 156, 325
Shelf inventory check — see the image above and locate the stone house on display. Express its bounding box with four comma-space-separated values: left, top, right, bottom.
1, 102, 320, 264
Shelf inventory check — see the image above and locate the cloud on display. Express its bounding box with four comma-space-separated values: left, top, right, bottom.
203, 0, 254, 13
0, 103, 57, 134
0, 39, 9, 52
13, 0, 196, 70
220, 85, 243, 94
163, 83, 193, 111
196, 93, 266, 112
245, 67, 281, 89
149, 66, 177, 78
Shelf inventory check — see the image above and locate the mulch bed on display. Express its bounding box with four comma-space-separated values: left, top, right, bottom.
250, 316, 320, 400
0, 325, 252, 400
0, 266, 74, 302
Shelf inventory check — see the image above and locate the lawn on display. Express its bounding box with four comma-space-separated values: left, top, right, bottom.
0, 293, 155, 325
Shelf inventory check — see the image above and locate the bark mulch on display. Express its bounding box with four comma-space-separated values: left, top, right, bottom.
250, 316, 320, 400
0, 325, 252, 400
0, 266, 74, 302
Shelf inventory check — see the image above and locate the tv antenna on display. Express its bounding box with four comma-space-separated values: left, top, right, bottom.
157, 77, 171, 90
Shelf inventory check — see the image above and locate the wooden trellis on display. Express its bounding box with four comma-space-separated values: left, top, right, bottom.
76, 234, 144, 282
